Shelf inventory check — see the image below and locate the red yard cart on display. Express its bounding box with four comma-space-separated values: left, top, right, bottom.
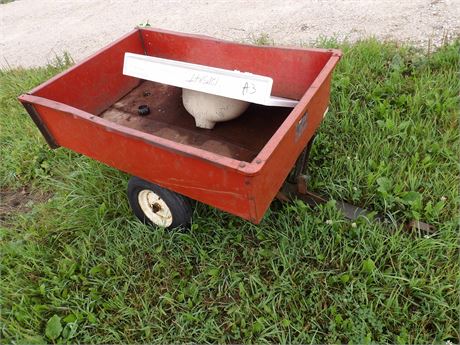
19, 27, 342, 229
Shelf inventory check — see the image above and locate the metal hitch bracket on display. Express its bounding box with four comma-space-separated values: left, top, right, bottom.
278, 138, 436, 234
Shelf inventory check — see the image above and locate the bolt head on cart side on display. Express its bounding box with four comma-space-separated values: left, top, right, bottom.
18, 27, 341, 225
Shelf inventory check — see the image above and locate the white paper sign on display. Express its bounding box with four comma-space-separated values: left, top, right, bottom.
123, 53, 298, 107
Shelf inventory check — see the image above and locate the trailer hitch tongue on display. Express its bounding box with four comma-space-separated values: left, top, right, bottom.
277, 176, 436, 235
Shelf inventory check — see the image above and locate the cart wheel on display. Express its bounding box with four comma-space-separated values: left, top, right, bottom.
127, 176, 192, 229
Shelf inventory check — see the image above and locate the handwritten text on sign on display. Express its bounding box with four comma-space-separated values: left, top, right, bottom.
185, 72, 258, 97
123, 53, 273, 104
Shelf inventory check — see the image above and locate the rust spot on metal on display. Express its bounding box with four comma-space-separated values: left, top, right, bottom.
275, 191, 290, 202
151, 203, 161, 213
297, 175, 308, 194
405, 220, 436, 234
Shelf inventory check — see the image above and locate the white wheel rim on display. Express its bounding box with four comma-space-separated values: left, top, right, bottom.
137, 189, 173, 227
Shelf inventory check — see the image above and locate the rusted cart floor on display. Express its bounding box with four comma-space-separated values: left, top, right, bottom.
99, 81, 291, 162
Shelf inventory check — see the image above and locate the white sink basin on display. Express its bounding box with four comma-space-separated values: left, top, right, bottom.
182, 89, 250, 129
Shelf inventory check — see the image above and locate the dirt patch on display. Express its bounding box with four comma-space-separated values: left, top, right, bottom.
0, 187, 52, 224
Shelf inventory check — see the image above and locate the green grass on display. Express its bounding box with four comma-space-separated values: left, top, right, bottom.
1, 39, 459, 343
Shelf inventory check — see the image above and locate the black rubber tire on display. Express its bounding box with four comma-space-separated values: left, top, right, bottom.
127, 176, 192, 229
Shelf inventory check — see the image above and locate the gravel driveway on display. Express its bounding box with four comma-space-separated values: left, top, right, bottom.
1, 0, 459, 68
